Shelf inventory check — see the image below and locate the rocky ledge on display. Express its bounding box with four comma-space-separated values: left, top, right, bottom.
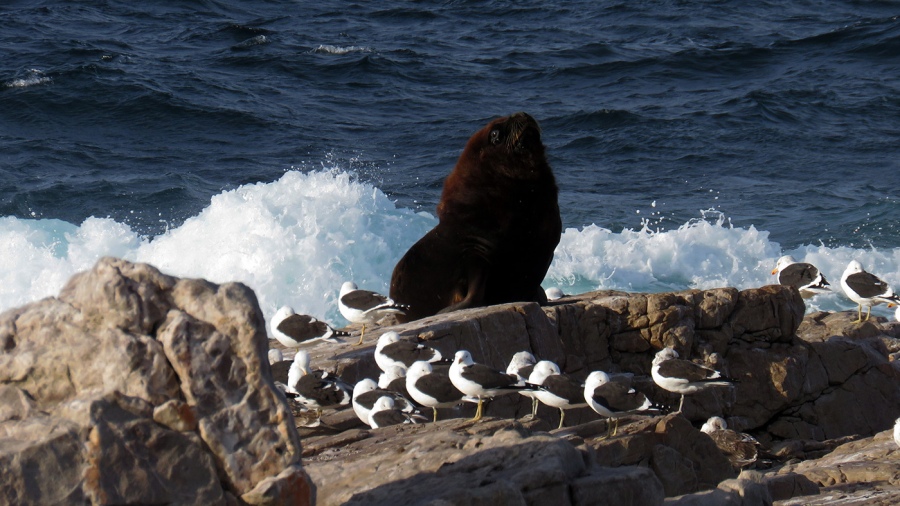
3, 258, 900, 505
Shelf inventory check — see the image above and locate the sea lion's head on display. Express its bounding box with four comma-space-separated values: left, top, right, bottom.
460, 112, 548, 180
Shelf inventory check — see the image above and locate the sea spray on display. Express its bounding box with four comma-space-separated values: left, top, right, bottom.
2, 170, 900, 330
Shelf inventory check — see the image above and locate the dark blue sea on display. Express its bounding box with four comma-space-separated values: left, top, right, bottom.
2, 0, 899, 324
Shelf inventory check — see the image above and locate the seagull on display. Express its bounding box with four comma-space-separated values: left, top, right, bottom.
351, 378, 417, 427
367, 396, 422, 428
449, 350, 536, 422
270, 306, 349, 347
894, 417, 900, 449
840, 260, 900, 323
268, 348, 284, 365
405, 360, 468, 423
378, 364, 407, 390
700, 416, 759, 469
507, 351, 539, 418
545, 287, 566, 301
651, 347, 732, 413
584, 370, 657, 437
284, 350, 352, 417
374, 331, 444, 373
339, 281, 409, 345
528, 360, 587, 430
771, 255, 831, 298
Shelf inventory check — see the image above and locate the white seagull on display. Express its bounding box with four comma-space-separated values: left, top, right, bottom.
374, 331, 444, 373
771, 255, 831, 298
405, 360, 467, 423
528, 360, 587, 429
351, 378, 416, 428
584, 370, 656, 437
507, 351, 540, 418
840, 260, 900, 323
367, 396, 421, 428
339, 281, 409, 345
449, 350, 534, 422
270, 306, 349, 347
284, 350, 352, 418
651, 347, 732, 413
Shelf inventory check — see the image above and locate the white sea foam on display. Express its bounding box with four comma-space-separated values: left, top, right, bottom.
2, 170, 900, 332
312, 45, 372, 55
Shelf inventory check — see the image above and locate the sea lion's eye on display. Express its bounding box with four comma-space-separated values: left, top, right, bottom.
489, 129, 501, 145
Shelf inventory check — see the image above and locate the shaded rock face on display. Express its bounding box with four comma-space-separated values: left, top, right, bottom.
0, 257, 312, 505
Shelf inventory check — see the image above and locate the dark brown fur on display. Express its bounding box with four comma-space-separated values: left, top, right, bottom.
390, 112, 561, 322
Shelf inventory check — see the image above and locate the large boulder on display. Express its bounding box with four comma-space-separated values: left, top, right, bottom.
0, 257, 313, 505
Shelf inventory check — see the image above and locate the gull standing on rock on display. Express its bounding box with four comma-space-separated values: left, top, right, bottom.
450, 350, 535, 422
583, 370, 657, 438
374, 331, 444, 373
651, 347, 733, 413
367, 396, 421, 428
771, 255, 831, 298
285, 350, 352, 418
840, 260, 900, 323
270, 306, 348, 347
528, 360, 587, 430
507, 351, 540, 418
351, 378, 416, 428
406, 360, 468, 423
339, 282, 409, 345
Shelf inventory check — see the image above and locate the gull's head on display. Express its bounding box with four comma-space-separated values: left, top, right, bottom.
701, 416, 727, 433
454, 350, 474, 366
353, 378, 378, 398
507, 351, 536, 370
293, 350, 311, 375
845, 260, 864, 276
653, 347, 679, 365
340, 281, 358, 297
585, 370, 611, 390
772, 255, 796, 275
373, 395, 395, 411
407, 360, 433, 380
376, 331, 401, 349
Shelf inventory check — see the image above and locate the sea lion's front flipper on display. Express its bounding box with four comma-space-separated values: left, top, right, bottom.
437, 258, 488, 314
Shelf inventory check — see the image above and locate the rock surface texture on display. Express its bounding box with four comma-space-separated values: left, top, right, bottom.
0, 257, 313, 505
293, 284, 900, 505
5, 258, 900, 505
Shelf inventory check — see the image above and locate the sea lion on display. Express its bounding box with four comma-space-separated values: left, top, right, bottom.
390, 112, 561, 322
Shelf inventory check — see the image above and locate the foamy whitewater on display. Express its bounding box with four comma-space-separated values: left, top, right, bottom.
3, 169, 899, 330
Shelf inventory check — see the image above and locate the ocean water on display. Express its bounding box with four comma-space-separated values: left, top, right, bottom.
2, 1, 899, 327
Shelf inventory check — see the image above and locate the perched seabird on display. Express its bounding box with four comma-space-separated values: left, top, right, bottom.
367, 396, 421, 428
584, 370, 656, 437
841, 260, 900, 323
374, 331, 444, 373
378, 364, 407, 390
449, 350, 535, 422
285, 350, 352, 417
894, 417, 900, 449
771, 255, 831, 298
406, 360, 467, 423
700, 416, 759, 469
545, 287, 566, 301
270, 306, 349, 347
528, 360, 587, 430
268, 348, 284, 365
507, 351, 539, 418
651, 347, 732, 413
339, 281, 409, 345
351, 378, 416, 427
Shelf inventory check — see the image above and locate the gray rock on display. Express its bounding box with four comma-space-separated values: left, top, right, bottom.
0, 257, 312, 505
